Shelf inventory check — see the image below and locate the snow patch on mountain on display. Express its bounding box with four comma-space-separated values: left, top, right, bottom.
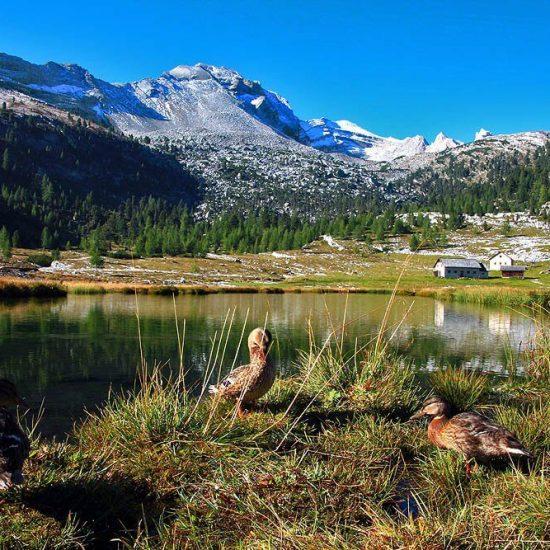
426, 132, 462, 153
27, 83, 85, 96
301, 118, 434, 161
301, 118, 380, 157
475, 128, 493, 141
167, 65, 211, 80
335, 119, 378, 137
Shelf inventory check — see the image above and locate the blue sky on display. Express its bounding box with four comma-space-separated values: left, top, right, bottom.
2, 0, 549, 142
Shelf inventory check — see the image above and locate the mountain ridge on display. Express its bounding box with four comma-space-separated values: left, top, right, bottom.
1, 52, 549, 222
0, 53, 470, 161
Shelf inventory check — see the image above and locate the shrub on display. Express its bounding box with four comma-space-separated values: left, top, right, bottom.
27, 254, 53, 267
107, 250, 134, 260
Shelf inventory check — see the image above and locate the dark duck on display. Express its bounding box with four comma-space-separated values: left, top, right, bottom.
0, 380, 30, 490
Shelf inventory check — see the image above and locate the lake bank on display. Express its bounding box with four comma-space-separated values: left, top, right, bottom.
1, 274, 549, 309
1, 236, 548, 306
0, 292, 543, 436
1, 320, 548, 548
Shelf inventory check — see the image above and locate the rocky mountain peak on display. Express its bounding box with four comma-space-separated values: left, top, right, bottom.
475, 128, 493, 141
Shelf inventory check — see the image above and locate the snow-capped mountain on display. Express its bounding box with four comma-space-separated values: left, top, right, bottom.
114, 63, 308, 142
301, 118, 436, 161
0, 53, 306, 143
1, 51, 549, 219
0, 52, 466, 161
475, 128, 493, 141
426, 132, 463, 153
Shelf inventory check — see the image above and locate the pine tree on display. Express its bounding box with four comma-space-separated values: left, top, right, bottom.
41, 175, 54, 204
41, 227, 53, 249
374, 221, 386, 242
87, 232, 105, 268
409, 233, 420, 252
2, 148, 10, 172
89, 245, 104, 268
501, 219, 513, 236
0, 226, 11, 259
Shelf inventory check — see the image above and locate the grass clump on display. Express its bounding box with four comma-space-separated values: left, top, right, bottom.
525, 317, 550, 388
296, 344, 422, 418
491, 399, 550, 458
69, 284, 108, 295
429, 366, 491, 412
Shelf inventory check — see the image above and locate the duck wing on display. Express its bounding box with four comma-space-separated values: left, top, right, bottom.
447, 412, 532, 459
209, 363, 261, 399
0, 409, 30, 490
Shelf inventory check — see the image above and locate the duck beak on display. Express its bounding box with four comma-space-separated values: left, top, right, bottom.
409, 409, 426, 421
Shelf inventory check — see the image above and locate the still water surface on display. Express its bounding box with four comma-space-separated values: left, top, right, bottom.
0, 293, 536, 436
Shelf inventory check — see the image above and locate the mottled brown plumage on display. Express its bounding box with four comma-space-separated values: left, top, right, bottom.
411, 396, 533, 464
209, 328, 275, 416
0, 380, 30, 490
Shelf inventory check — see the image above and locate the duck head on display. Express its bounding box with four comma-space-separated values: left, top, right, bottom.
248, 328, 272, 358
0, 380, 28, 409
410, 396, 451, 420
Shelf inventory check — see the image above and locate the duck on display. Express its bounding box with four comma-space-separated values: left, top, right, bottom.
0, 379, 30, 490
410, 396, 533, 467
209, 328, 275, 417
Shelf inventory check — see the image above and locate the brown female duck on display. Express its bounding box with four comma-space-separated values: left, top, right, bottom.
0, 380, 30, 490
411, 396, 533, 466
209, 328, 275, 417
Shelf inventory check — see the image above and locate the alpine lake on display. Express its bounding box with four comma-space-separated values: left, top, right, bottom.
0, 292, 539, 436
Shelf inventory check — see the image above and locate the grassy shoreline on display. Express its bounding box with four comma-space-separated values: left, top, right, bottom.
1, 275, 549, 308
1, 316, 548, 548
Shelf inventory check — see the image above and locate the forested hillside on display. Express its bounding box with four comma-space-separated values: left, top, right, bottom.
401, 142, 550, 217
0, 93, 549, 259
0, 98, 199, 247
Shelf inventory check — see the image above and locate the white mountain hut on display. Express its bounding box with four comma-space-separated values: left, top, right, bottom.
489, 252, 514, 271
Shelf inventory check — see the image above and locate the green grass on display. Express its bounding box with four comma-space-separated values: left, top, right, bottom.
0, 308, 548, 548
429, 367, 491, 412
3, 242, 549, 308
